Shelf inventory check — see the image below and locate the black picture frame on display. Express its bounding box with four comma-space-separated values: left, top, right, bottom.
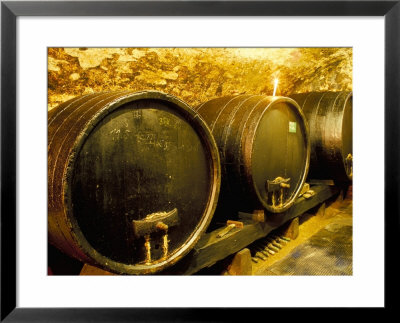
1, 0, 398, 321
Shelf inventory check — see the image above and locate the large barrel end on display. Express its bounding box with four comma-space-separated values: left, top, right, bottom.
48, 91, 221, 275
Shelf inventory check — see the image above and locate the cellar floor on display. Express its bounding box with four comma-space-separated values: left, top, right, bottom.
251, 194, 352, 276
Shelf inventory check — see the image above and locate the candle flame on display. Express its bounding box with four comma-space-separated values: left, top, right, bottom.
273, 78, 279, 97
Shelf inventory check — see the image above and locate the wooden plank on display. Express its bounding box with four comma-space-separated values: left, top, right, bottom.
282, 217, 299, 240
226, 248, 252, 275
161, 185, 339, 275
315, 202, 326, 218
80, 263, 115, 276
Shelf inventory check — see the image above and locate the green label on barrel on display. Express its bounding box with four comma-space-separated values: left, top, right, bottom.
289, 121, 297, 133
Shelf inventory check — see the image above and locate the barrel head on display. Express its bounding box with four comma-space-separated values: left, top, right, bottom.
49, 92, 220, 274
251, 100, 309, 213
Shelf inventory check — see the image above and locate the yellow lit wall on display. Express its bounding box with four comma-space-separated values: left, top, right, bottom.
48, 48, 352, 110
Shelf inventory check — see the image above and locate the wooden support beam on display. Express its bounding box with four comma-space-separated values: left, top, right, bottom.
336, 190, 344, 203
252, 210, 265, 222
316, 202, 326, 218
327, 190, 345, 213
80, 264, 115, 276
226, 248, 252, 275
345, 185, 353, 200
161, 185, 339, 275
282, 217, 299, 240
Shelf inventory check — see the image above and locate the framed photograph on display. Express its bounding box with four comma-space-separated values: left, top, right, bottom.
1, 0, 398, 321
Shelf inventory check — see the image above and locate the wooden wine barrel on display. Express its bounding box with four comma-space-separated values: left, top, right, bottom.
196, 95, 310, 214
48, 91, 220, 274
290, 91, 352, 182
